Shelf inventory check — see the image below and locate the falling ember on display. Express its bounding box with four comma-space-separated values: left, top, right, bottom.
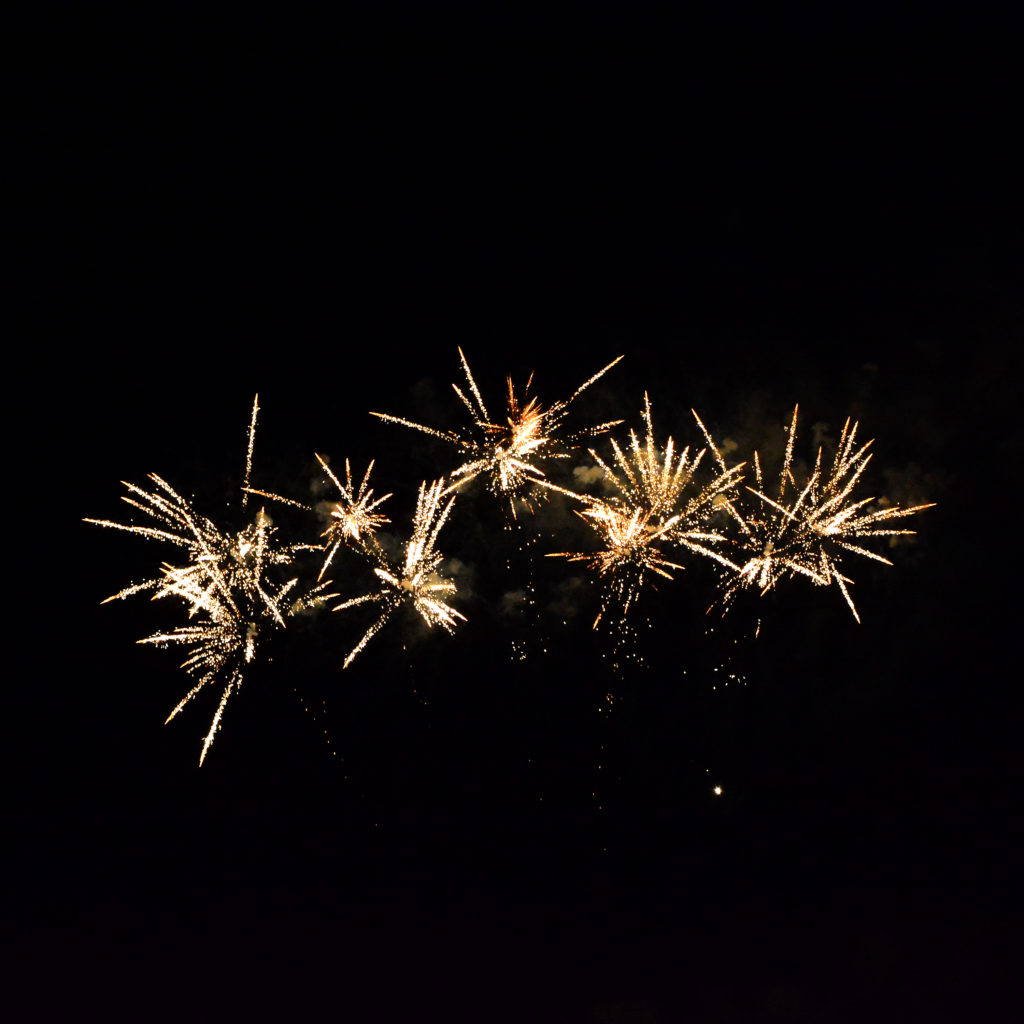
371, 347, 625, 514
85, 398, 332, 764
717, 406, 935, 621
333, 477, 465, 668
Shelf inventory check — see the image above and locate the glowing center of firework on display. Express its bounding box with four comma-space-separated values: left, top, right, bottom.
331, 509, 363, 539
503, 407, 546, 455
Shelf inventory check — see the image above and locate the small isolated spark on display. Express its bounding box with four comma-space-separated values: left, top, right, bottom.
371, 348, 624, 514
85, 396, 332, 764
333, 478, 465, 668
719, 406, 935, 620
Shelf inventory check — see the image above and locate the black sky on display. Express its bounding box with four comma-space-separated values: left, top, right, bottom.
15, 11, 1023, 1022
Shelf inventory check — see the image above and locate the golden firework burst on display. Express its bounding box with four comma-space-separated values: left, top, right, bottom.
550, 395, 745, 626
718, 406, 935, 620
371, 348, 624, 513
85, 397, 332, 763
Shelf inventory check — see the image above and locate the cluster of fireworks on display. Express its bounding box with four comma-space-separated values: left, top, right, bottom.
88, 356, 933, 763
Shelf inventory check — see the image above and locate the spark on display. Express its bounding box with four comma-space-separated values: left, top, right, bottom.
719, 406, 935, 620
370, 348, 624, 514
333, 478, 465, 667
85, 398, 331, 763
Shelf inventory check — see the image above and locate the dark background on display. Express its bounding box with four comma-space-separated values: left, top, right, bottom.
15, 10, 1022, 1022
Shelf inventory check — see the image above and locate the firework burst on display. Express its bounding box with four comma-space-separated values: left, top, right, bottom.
371, 348, 624, 514
551, 504, 686, 627
246, 453, 391, 580
333, 477, 465, 668
719, 406, 935, 620
592, 395, 747, 564
85, 396, 332, 763
550, 395, 746, 627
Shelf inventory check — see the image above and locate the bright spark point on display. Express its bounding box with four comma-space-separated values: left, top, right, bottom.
371, 348, 624, 515
333, 477, 465, 668
713, 786, 723, 796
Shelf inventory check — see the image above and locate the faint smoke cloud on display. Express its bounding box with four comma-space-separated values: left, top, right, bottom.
810, 421, 831, 449
718, 437, 740, 459
547, 575, 587, 620
573, 464, 606, 486
443, 557, 476, 601
499, 589, 528, 617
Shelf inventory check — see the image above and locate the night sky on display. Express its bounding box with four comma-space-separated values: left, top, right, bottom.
16, 12, 1023, 1022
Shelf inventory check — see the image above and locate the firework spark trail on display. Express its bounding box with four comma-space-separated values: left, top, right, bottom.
370, 348, 625, 515
85, 398, 332, 763
333, 478, 465, 668
550, 395, 746, 627
721, 405, 935, 620
242, 393, 259, 507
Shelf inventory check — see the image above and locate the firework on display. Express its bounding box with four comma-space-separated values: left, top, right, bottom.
719, 406, 935, 620
550, 395, 745, 626
551, 504, 686, 627
333, 477, 465, 667
85, 396, 331, 763
370, 348, 624, 514
245, 453, 391, 580
590, 394, 747, 565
